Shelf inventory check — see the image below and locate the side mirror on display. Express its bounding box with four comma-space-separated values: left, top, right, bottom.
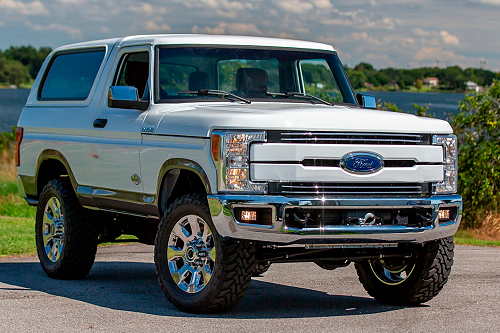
356, 93, 377, 109
108, 86, 149, 111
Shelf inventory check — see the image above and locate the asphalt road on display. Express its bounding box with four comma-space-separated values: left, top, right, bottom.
0, 244, 499, 333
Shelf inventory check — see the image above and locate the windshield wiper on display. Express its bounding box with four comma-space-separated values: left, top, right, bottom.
266, 91, 333, 106
178, 89, 251, 104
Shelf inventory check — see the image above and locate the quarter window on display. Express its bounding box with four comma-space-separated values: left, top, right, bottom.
40, 50, 105, 100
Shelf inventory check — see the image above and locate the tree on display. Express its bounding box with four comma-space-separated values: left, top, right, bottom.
354, 62, 374, 71
452, 81, 500, 227
414, 78, 423, 91
346, 70, 367, 89
0, 58, 31, 86
4, 45, 52, 79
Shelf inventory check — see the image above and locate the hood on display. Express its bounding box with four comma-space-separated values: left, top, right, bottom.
144, 102, 453, 137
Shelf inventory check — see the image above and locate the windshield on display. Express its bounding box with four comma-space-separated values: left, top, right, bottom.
155, 47, 356, 104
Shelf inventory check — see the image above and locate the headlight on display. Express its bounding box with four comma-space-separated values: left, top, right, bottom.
211, 131, 267, 193
432, 134, 458, 194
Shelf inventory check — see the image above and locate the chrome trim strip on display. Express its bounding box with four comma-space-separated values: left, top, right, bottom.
208, 194, 462, 245
305, 243, 398, 249
281, 132, 423, 138
282, 138, 422, 143
95, 208, 160, 220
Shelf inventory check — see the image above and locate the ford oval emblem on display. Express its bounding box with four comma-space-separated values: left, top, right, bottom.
340, 152, 384, 174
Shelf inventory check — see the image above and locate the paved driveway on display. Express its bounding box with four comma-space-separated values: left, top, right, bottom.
0, 244, 498, 332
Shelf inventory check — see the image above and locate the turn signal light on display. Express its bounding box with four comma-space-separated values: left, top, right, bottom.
15, 127, 23, 167
211, 134, 220, 162
438, 209, 450, 220
241, 210, 257, 221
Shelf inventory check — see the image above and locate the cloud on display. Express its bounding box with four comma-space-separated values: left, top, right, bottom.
26, 22, 82, 38
192, 22, 262, 36
411, 28, 459, 46
273, 0, 313, 13
0, 0, 48, 15
411, 27, 432, 37
350, 32, 381, 45
440, 30, 459, 45
414, 46, 460, 62
321, 18, 354, 26
0, 20, 4, 27
312, 0, 333, 9
130, 3, 167, 15
145, 18, 171, 32
473, 0, 500, 5
366, 17, 399, 30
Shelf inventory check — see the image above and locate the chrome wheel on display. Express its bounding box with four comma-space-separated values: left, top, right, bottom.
167, 215, 216, 293
369, 257, 416, 286
42, 197, 65, 262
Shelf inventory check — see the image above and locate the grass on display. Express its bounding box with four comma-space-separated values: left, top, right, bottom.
454, 229, 500, 247
0, 216, 36, 257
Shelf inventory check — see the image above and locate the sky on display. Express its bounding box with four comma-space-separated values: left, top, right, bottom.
0, 0, 499, 71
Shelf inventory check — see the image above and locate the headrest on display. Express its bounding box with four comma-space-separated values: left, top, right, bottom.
235, 68, 269, 95
189, 71, 210, 91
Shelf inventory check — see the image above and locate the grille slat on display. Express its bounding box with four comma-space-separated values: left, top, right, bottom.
270, 182, 428, 195
271, 131, 429, 145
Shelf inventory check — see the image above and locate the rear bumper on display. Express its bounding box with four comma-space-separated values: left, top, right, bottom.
208, 194, 462, 245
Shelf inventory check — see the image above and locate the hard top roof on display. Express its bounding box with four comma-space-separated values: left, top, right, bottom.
53, 34, 335, 53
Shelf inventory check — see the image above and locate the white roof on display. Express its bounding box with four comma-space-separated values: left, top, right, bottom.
53, 34, 335, 53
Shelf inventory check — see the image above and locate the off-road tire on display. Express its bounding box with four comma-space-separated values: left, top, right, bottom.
355, 237, 454, 305
155, 194, 256, 313
35, 178, 98, 279
253, 261, 271, 276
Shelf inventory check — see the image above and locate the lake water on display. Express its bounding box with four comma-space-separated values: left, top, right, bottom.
0, 89, 31, 133
368, 91, 465, 121
0, 89, 464, 133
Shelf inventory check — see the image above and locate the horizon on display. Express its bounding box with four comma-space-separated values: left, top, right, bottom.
0, 1, 499, 71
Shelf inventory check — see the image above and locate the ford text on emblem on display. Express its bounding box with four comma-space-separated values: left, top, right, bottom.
340, 152, 384, 174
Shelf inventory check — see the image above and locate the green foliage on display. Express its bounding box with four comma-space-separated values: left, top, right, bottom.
346, 62, 497, 92
0, 129, 16, 152
348, 70, 367, 89
4, 45, 52, 79
415, 78, 423, 91
452, 81, 500, 227
0, 57, 31, 86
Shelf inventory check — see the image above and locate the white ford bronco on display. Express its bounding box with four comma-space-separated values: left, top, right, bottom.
16, 34, 462, 313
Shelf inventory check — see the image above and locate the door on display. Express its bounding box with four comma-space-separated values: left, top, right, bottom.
84, 46, 152, 213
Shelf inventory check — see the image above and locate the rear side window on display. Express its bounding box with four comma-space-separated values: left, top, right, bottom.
39, 49, 105, 101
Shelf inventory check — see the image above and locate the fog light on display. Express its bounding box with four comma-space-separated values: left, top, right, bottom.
241, 210, 257, 221
438, 209, 450, 220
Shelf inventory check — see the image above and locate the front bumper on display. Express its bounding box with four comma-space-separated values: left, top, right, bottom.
208, 194, 462, 245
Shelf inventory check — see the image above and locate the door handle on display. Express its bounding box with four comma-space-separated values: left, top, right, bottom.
93, 118, 107, 128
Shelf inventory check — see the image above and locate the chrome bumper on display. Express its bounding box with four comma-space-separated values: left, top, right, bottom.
207, 194, 462, 245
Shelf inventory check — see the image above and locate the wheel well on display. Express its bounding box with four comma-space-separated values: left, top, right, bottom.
159, 169, 207, 215
37, 159, 70, 196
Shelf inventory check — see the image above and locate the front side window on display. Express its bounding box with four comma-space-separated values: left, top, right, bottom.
115, 52, 149, 99
40, 49, 105, 100
156, 47, 356, 104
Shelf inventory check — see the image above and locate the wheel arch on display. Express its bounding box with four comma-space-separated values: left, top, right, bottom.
35, 150, 77, 198
157, 158, 212, 216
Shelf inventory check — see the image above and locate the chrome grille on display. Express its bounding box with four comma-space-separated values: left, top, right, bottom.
269, 131, 428, 145
269, 182, 429, 195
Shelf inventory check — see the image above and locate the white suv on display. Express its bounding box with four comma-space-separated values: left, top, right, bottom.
16, 34, 462, 313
